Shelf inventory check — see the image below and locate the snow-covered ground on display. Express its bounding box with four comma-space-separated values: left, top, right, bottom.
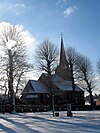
0, 111, 100, 133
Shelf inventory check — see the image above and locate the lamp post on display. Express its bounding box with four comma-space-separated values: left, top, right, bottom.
7, 40, 16, 113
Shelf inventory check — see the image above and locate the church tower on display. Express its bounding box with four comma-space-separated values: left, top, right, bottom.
59, 34, 69, 68
55, 34, 71, 80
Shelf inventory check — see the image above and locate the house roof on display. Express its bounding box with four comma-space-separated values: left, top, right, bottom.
30, 80, 50, 93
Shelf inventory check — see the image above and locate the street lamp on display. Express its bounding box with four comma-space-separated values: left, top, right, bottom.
6, 40, 16, 113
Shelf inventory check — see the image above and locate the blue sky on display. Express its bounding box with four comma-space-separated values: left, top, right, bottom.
0, 0, 100, 68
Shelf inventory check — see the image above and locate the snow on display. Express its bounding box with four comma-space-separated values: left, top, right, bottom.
0, 111, 100, 133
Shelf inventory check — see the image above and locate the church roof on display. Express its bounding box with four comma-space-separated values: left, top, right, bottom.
52, 75, 83, 92
39, 73, 84, 92
30, 80, 50, 93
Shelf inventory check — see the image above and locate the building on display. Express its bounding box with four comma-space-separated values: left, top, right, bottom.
96, 100, 100, 106
21, 35, 85, 110
22, 80, 51, 105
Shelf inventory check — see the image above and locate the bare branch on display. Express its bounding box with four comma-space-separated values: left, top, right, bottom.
0, 23, 33, 97
34, 39, 58, 76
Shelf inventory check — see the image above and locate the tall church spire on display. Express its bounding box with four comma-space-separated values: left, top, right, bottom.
59, 33, 69, 68
55, 34, 71, 80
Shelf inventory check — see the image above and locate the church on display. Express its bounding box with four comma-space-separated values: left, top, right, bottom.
21, 36, 85, 110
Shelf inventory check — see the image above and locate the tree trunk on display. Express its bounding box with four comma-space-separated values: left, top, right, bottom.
47, 68, 55, 117
8, 50, 14, 103
89, 91, 94, 109
70, 63, 76, 105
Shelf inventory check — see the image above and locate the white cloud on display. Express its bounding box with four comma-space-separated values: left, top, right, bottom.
14, 3, 26, 8
64, 5, 78, 16
8, 3, 26, 15
22, 30, 36, 48
0, 2, 26, 16
0, 22, 36, 51
56, 0, 68, 5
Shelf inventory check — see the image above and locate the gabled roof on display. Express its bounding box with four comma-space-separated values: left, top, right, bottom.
52, 75, 83, 92
38, 73, 83, 92
30, 80, 50, 93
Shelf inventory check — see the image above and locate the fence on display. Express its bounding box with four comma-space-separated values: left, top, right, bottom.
0, 105, 50, 113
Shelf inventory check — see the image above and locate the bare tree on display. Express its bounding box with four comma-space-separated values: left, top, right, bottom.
35, 39, 58, 116
97, 58, 100, 76
35, 39, 58, 77
0, 22, 33, 100
76, 55, 95, 108
66, 47, 79, 104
